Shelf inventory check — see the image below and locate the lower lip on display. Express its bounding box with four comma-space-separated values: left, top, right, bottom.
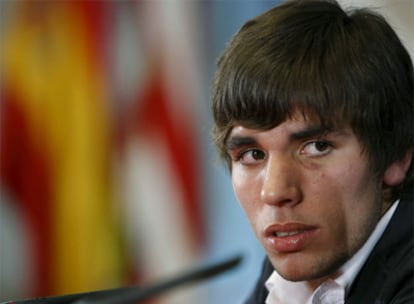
266, 229, 318, 253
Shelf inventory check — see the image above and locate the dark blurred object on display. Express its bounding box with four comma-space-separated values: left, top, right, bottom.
1, 255, 242, 304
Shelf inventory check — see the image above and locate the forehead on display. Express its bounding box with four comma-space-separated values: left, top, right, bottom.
229, 113, 324, 137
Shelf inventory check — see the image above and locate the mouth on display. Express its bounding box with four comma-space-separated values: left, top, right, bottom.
273, 230, 306, 237
264, 223, 319, 253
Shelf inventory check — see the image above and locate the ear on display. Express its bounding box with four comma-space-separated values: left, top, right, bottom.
383, 150, 413, 186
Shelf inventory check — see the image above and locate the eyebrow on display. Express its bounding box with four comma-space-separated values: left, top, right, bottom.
225, 125, 332, 152
289, 125, 330, 141
225, 136, 257, 152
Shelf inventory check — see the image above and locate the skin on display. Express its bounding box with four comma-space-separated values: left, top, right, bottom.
226, 113, 410, 290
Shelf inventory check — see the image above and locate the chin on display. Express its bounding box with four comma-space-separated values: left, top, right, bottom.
269, 253, 345, 283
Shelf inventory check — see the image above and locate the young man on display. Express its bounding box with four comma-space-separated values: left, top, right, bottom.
211, 0, 413, 303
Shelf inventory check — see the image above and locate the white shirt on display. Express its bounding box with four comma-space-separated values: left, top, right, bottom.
265, 201, 399, 304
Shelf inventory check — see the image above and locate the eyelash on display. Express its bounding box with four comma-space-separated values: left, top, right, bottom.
300, 140, 333, 156
231, 139, 333, 162
232, 148, 265, 163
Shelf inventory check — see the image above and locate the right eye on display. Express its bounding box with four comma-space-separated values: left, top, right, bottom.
236, 149, 266, 165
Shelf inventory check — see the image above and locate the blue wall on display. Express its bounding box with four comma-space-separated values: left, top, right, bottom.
201, 2, 280, 303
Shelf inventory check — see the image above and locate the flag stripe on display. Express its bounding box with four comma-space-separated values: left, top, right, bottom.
1, 84, 53, 296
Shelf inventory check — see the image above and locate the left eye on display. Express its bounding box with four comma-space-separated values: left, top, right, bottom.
301, 141, 332, 156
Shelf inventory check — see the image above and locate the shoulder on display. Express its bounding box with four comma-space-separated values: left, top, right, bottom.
347, 183, 414, 303
244, 257, 274, 304
379, 186, 414, 303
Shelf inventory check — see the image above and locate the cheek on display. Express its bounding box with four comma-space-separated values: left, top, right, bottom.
232, 170, 261, 218
316, 162, 382, 245
232, 171, 251, 206
318, 160, 369, 199
338, 163, 379, 205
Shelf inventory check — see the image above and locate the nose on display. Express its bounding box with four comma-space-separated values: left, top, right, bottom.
260, 155, 302, 207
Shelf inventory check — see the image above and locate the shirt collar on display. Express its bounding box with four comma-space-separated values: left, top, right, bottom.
335, 200, 399, 293
264, 200, 399, 304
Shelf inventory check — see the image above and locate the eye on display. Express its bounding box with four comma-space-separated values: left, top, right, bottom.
301, 140, 332, 156
236, 149, 266, 165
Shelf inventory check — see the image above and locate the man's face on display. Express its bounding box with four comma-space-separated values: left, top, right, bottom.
227, 113, 387, 283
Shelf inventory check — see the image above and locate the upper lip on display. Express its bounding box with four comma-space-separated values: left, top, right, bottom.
264, 222, 318, 237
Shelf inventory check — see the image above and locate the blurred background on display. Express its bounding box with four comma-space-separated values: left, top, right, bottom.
0, 1, 412, 303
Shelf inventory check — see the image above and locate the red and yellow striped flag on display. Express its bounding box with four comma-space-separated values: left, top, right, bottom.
1, 1, 126, 297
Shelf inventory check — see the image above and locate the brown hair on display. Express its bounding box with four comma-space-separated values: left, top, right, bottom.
212, 0, 413, 196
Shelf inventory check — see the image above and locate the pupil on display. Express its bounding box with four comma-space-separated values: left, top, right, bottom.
252, 150, 264, 159
316, 142, 327, 151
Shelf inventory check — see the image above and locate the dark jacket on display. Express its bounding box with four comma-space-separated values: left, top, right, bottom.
245, 184, 414, 304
